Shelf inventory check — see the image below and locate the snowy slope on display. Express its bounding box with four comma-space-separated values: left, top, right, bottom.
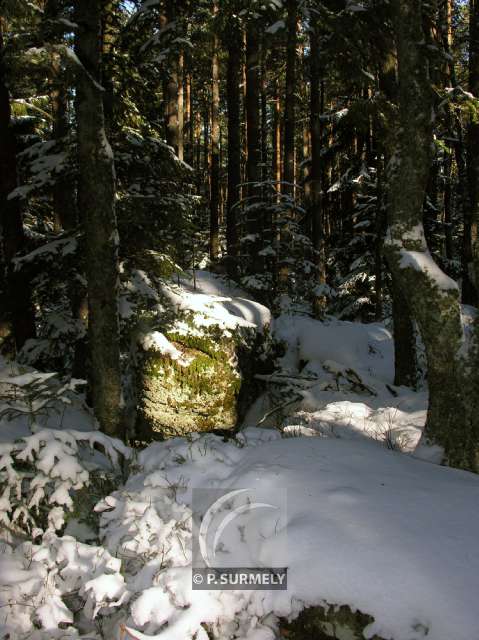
104, 429, 479, 640
245, 314, 428, 453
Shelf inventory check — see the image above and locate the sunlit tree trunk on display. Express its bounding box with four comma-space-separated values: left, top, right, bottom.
209, 2, 220, 261
178, 51, 184, 162
185, 72, 193, 165
245, 16, 263, 273
272, 78, 282, 198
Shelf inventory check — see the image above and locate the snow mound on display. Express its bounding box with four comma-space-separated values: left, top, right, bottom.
162, 270, 272, 333
99, 429, 479, 640
245, 314, 427, 451
274, 314, 394, 384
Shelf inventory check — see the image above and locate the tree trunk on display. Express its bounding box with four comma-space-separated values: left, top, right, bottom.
245, 17, 262, 272
195, 109, 201, 189
387, 0, 476, 469
283, 0, 297, 197
246, 18, 261, 198
391, 276, 417, 388
163, 2, 179, 154
241, 28, 248, 203
177, 51, 184, 162
0, 21, 36, 351
226, 18, 242, 272
203, 108, 210, 196
185, 72, 193, 166
272, 78, 282, 198
101, 1, 116, 133
209, 3, 220, 261
444, 151, 453, 260
309, 11, 327, 316
75, 0, 122, 438
260, 48, 268, 187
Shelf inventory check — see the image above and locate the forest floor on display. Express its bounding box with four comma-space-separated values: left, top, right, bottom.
0, 271, 478, 640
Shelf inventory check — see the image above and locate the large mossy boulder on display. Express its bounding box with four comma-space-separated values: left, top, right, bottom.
136, 325, 258, 439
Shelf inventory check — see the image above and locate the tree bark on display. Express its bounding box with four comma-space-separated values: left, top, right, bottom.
226, 18, 242, 272
260, 48, 268, 188
246, 18, 261, 198
185, 72, 193, 166
283, 0, 297, 197
178, 50, 184, 162
163, 2, 179, 154
387, 0, 476, 469
310, 11, 326, 316
272, 78, 282, 198
203, 108, 210, 196
75, 0, 122, 438
209, 2, 220, 261
101, 1, 116, 133
245, 17, 263, 272
391, 275, 417, 388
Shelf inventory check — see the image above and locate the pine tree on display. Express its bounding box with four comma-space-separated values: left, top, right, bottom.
75, 0, 122, 438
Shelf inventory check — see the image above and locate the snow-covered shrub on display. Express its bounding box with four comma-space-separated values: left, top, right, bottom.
0, 428, 130, 537
0, 370, 79, 428
0, 533, 128, 639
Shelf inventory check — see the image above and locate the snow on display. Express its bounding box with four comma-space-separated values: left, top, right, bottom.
399, 249, 459, 292
121, 269, 271, 334
283, 394, 426, 452
385, 225, 458, 293
0, 272, 476, 640
0, 362, 97, 443
274, 314, 395, 384
161, 270, 272, 334
244, 314, 427, 453
101, 429, 479, 640
141, 331, 192, 366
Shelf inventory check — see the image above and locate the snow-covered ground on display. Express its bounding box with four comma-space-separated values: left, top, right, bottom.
112, 429, 479, 640
246, 313, 428, 455
0, 271, 477, 640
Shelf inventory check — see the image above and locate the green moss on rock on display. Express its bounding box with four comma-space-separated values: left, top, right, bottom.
137, 330, 242, 439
